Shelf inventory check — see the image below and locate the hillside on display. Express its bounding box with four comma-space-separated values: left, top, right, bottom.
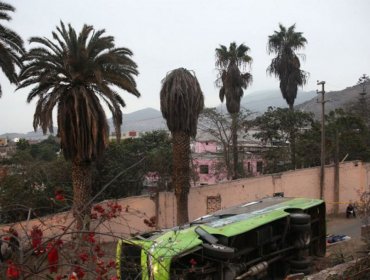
2, 84, 367, 139
296, 82, 369, 118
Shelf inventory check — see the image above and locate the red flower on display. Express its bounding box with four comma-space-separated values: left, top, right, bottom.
107, 259, 116, 269
94, 245, 104, 258
90, 213, 98, 220
55, 190, 65, 201
74, 266, 85, 279
30, 226, 43, 255
93, 205, 105, 214
79, 252, 89, 263
6, 261, 20, 279
46, 242, 59, 273
83, 232, 96, 244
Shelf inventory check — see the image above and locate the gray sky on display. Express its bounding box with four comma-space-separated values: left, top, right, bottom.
0, 0, 369, 134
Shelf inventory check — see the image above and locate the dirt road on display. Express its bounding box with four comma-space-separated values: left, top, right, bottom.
326, 215, 363, 239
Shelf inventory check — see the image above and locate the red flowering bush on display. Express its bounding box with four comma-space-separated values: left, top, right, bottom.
55, 190, 65, 202
30, 225, 44, 255
0, 200, 128, 279
6, 261, 20, 279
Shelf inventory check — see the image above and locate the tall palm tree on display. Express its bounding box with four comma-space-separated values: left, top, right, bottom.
160, 68, 204, 225
0, 1, 24, 96
215, 42, 252, 179
267, 24, 308, 168
18, 22, 140, 229
267, 23, 308, 110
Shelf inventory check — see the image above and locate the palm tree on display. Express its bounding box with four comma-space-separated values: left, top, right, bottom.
0, 1, 24, 96
215, 42, 252, 179
18, 22, 140, 229
267, 24, 308, 110
160, 68, 204, 225
267, 24, 308, 168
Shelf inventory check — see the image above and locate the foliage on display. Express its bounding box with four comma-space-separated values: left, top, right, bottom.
0, 157, 72, 223
160, 67, 204, 225
253, 107, 314, 172
160, 68, 204, 137
346, 74, 370, 130
18, 21, 140, 162
10, 136, 60, 164
295, 120, 321, 168
94, 130, 172, 200
0, 199, 127, 279
18, 21, 140, 229
325, 109, 370, 163
198, 107, 254, 179
215, 42, 253, 114
0, 1, 25, 97
267, 24, 308, 109
16, 138, 29, 150
215, 42, 252, 179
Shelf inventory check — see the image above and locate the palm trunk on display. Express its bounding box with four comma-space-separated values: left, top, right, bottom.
289, 105, 296, 169
72, 160, 92, 230
231, 113, 238, 179
172, 131, 190, 225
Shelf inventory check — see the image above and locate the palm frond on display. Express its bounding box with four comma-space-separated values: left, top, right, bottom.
160, 68, 204, 137
18, 21, 140, 162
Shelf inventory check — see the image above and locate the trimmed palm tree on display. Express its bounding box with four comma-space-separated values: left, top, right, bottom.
18, 22, 140, 229
215, 42, 252, 179
0, 1, 24, 96
160, 68, 204, 225
267, 24, 308, 168
267, 23, 308, 110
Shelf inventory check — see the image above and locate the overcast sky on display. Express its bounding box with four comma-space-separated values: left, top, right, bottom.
0, 0, 369, 134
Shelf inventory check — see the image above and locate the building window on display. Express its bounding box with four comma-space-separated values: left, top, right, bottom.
247, 162, 251, 173
199, 165, 209, 174
257, 161, 263, 173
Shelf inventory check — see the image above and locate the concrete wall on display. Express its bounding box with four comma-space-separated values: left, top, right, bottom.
2, 161, 369, 240
160, 161, 370, 227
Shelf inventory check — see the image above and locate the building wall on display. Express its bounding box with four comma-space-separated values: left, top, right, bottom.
193, 141, 218, 153
2, 161, 369, 240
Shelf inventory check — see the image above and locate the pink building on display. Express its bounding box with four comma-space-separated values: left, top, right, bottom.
191, 137, 264, 186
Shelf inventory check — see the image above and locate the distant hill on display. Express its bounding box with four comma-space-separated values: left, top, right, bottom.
0, 130, 55, 141
112, 107, 166, 133
2, 84, 366, 139
239, 89, 317, 112
296, 82, 369, 118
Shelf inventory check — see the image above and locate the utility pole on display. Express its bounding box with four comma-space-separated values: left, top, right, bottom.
317, 81, 326, 200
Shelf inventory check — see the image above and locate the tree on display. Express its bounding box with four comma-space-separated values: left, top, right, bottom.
267, 24, 308, 167
0, 1, 24, 97
267, 24, 308, 110
347, 74, 370, 129
198, 107, 253, 179
93, 130, 172, 200
17, 22, 140, 229
215, 42, 252, 179
253, 107, 314, 173
160, 68, 204, 225
16, 138, 29, 150
325, 109, 370, 163
0, 157, 72, 223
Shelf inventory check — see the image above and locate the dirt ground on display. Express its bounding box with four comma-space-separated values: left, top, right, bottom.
308, 215, 369, 279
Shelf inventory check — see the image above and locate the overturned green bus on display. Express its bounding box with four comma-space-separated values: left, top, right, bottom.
116, 197, 326, 279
